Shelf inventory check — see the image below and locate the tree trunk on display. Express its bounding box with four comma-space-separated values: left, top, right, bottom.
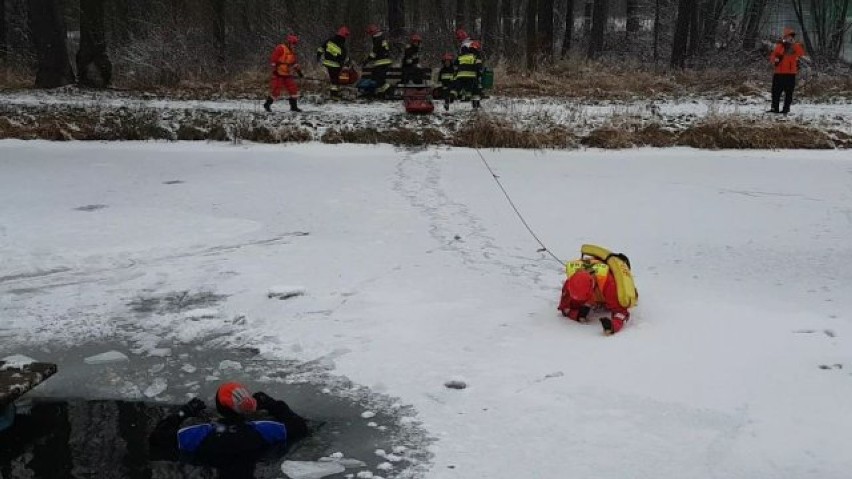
687, 0, 701, 55
210, 0, 226, 66
483, 0, 500, 58
583, 0, 593, 33
77, 0, 112, 87
653, 0, 661, 62
28, 0, 75, 88
387, 0, 405, 41
626, 0, 640, 34
500, 0, 513, 53
586, 0, 607, 59
526, 0, 538, 69
792, 0, 816, 58
671, 0, 690, 67
741, 0, 768, 50
538, 0, 554, 62
0, 0, 7, 60
561, 0, 574, 57
456, 0, 467, 28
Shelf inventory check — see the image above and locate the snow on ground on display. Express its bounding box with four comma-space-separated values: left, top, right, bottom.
1, 140, 852, 478
1, 88, 850, 135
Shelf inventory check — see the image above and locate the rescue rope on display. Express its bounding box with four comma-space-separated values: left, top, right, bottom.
473, 146, 565, 266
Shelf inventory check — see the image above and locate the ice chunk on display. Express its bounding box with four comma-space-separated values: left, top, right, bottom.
376, 462, 393, 471
374, 449, 386, 458
318, 455, 367, 469
1, 354, 37, 370
385, 454, 402, 463
144, 377, 168, 398
218, 360, 242, 371
280, 460, 345, 479
361, 411, 376, 419
84, 351, 129, 365
392, 446, 406, 454
183, 308, 219, 320
149, 363, 165, 374
330, 452, 344, 459
356, 471, 374, 478
148, 348, 172, 358
267, 286, 306, 300
182, 364, 197, 373
367, 422, 378, 428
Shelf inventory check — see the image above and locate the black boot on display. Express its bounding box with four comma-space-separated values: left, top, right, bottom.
472, 99, 481, 109
288, 98, 302, 112
263, 97, 273, 112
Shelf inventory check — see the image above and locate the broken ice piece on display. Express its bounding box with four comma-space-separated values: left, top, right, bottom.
144, 377, 168, 398
148, 348, 172, 358
330, 452, 344, 459
361, 411, 376, 419
374, 449, 386, 458
84, 351, 129, 365
444, 380, 467, 390
218, 360, 242, 371
149, 363, 165, 374
1, 354, 37, 370
356, 472, 374, 479
377, 462, 393, 471
392, 446, 406, 454
367, 422, 378, 427
182, 364, 197, 374
280, 461, 345, 479
267, 286, 306, 300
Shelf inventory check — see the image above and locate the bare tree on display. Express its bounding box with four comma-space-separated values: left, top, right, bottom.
793, 0, 851, 61
671, 0, 690, 67
500, 0, 514, 52
526, 0, 538, 69
483, 0, 500, 57
456, 0, 467, 28
587, 0, 607, 59
77, 0, 112, 87
561, 0, 574, 57
538, 0, 554, 62
626, 0, 640, 34
28, 0, 74, 87
0, 0, 7, 60
583, 0, 593, 33
740, 0, 768, 50
654, 0, 661, 62
387, 0, 405, 41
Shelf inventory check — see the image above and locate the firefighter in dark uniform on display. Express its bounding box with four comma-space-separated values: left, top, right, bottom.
316, 26, 351, 99
448, 41, 483, 110
435, 52, 456, 102
364, 24, 394, 98
149, 382, 309, 477
401, 33, 424, 85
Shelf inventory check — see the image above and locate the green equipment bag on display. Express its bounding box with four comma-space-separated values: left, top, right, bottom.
481, 68, 494, 90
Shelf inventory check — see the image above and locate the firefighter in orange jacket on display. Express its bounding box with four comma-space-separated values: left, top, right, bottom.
768, 27, 806, 115
265, 34, 304, 112
558, 261, 633, 336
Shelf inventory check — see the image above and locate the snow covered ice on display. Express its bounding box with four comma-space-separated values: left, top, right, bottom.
1, 141, 852, 478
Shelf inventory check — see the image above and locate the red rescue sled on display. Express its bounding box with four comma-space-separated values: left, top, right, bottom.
402, 86, 435, 114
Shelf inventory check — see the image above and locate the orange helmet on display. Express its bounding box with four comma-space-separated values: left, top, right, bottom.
287, 34, 300, 45
337, 26, 351, 38
410, 33, 422, 44
455, 28, 469, 42
366, 24, 382, 36
567, 270, 595, 303
441, 52, 455, 61
215, 382, 257, 417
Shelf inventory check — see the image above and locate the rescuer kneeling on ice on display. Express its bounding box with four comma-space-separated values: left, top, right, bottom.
558, 245, 638, 336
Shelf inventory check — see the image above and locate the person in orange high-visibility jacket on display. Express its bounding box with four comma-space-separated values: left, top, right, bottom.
558, 260, 633, 336
264, 34, 304, 113
768, 27, 806, 115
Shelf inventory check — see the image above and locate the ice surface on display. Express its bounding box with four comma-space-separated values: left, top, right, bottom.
83, 351, 129, 365
143, 377, 168, 398
2, 142, 852, 479
183, 308, 219, 320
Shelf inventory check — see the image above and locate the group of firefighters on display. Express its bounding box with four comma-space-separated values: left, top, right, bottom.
264, 26, 485, 113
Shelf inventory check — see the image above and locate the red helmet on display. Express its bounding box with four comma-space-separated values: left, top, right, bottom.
783, 26, 796, 37
567, 270, 595, 303
441, 52, 455, 61
215, 382, 257, 417
337, 26, 351, 38
470, 40, 482, 51
410, 33, 422, 44
455, 28, 469, 42
287, 34, 300, 45
366, 24, 382, 36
